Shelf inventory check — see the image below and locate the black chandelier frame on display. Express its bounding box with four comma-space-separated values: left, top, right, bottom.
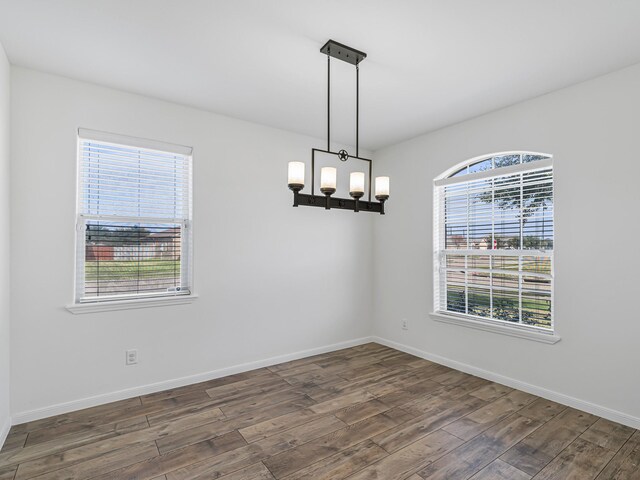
289, 40, 388, 215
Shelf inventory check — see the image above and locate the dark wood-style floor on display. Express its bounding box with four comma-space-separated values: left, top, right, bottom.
0, 343, 638, 480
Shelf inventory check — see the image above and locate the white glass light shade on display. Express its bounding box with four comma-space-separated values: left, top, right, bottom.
320, 167, 337, 189
288, 161, 305, 186
375, 176, 390, 197
350, 172, 365, 194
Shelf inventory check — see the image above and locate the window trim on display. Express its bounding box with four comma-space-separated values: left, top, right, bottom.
433, 151, 555, 338
66, 294, 198, 314
78, 128, 193, 156
434, 157, 553, 187
72, 129, 194, 309
436, 150, 551, 180
430, 311, 561, 344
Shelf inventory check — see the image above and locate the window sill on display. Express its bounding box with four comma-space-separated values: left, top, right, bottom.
66, 295, 198, 314
430, 312, 561, 344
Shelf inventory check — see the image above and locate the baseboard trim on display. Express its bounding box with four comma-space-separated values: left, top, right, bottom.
372, 336, 640, 430
12, 336, 373, 425
0, 414, 10, 451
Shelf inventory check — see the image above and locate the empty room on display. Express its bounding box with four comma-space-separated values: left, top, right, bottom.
0, 1, 639, 479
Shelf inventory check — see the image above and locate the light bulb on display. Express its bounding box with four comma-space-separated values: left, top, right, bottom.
320, 167, 337, 193
287, 162, 305, 191
375, 176, 389, 199
350, 172, 365, 197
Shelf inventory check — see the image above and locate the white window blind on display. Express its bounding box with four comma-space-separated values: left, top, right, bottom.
434, 153, 554, 331
75, 130, 193, 303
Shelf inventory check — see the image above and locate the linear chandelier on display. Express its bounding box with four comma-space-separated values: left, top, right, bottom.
287, 40, 390, 214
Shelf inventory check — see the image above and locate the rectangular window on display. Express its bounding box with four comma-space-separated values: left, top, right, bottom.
75, 129, 193, 303
434, 156, 553, 331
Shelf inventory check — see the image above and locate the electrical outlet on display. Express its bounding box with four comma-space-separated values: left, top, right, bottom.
126, 349, 138, 365
401, 319, 409, 330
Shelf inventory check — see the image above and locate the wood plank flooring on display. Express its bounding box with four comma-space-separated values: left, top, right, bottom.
1, 343, 637, 479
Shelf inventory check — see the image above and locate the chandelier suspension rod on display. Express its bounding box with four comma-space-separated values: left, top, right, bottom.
327, 54, 330, 151
356, 64, 359, 158
326, 45, 361, 157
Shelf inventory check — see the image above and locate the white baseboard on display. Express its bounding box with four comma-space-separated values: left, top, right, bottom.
372, 336, 640, 430
16, 334, 636, 431
12, 336, 373, 425
0, 414, 10, 451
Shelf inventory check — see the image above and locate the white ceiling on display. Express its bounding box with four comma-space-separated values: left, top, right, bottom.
1, 1, 640, 150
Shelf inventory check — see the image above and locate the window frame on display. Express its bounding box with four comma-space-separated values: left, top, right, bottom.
68, 129, 195, 313
432, 151, 559, 342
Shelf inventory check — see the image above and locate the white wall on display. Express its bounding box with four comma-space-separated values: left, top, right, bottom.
10, 67, 373, 420
9, 60, 640, 428
0, 43, 11, 442
373, 63, 640, 425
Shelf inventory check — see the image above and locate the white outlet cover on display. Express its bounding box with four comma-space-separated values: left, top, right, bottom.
126, 349, 138, 365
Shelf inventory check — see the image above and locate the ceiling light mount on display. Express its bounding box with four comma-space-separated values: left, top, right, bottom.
287, 39, 389, 214
320, 39, 367, 66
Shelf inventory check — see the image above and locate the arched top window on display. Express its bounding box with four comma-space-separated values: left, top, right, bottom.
442, 151, 552, 179
433, 151, 554, 335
